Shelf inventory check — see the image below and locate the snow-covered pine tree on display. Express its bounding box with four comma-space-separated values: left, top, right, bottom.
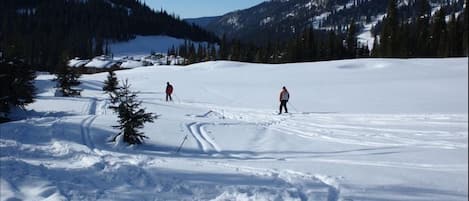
111, 79, 156, 145
103, 70, 118, 94
54, 65, 82, 97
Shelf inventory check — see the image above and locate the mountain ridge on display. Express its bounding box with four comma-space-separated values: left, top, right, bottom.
193, 0, 464, 44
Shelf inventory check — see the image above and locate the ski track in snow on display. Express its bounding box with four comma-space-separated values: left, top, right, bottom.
80, 115, 98, 151
186, 122, 221, 153
214, 108, 467, 149
178, 104, 467, 173
80, 97, 100, 151
1, 96, 466, 200
88, 97, 98, 115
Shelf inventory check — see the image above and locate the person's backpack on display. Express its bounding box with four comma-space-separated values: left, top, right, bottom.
166, 85, 173, 94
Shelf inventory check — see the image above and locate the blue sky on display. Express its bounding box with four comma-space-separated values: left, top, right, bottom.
146, 0, 266, 19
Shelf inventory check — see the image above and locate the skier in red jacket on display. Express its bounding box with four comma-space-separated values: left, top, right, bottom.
166, 82, 173, 102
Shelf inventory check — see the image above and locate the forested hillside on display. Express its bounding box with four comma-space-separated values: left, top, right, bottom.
0, 0, 219, 71
201, 0, 466, 46
178, 0, 467, 64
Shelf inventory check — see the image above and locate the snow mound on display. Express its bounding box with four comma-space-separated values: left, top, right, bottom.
68, 58, 90, 67
84, 56, 116, 68
120, 60, 144, 68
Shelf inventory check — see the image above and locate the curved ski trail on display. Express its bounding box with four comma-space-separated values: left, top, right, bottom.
186, 122, 221, 153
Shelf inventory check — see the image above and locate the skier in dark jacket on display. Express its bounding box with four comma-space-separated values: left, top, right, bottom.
279, 86, 289, 114
165, 82, 173, 102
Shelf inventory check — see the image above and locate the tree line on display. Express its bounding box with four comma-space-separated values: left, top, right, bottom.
372, 0, 468, 57
176, 23, 369, 65
176, 0, 467, 64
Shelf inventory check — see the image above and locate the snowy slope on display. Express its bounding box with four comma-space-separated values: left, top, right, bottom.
1, 58, 468, 201
357, 14, 385, 49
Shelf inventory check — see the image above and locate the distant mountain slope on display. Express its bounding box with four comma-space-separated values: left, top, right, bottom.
202, 0, 464, 44
0, 0, 219, 71
185, 16, 222, 27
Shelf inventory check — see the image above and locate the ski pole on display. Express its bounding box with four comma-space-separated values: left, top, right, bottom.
176, 135, 188, 153
288, 101, 300, 113
173, 93, 181, 103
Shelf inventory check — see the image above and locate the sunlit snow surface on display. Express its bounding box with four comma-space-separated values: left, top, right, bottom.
1, 58, 467, 201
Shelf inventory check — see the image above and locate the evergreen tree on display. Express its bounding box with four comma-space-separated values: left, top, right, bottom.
463, 0, 469, 56
230, 39, 241, 61
219, 34, 229, 59
54, 65, 82, 97
196, 44, 205, 62
380, 0, 399, 57
209, 44, 217, 61
110, 80, 156, 145
446, 14, 460, 56
0, 58, 36, 122
431, 9, 448, 57
346, 20, 358, 58
103, 70, 119, 94
397, 21, 412, 57
415, 0, 431, 56
371, 35, 380, 57
188, 42, 196, 64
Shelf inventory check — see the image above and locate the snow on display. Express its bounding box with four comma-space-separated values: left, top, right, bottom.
312, 11, 331, 29
226, 15, 243, 29
1, 58, 468, 201
305, 1, 319, 9
119, 60, 144, 68
260, 17, 274, 25
335, 0, 355, 12
286, 11, 296, 18
357, 14, 386, 50
84, 56, 116, 68
110, 35, 192, 57
68, 58, 90, 67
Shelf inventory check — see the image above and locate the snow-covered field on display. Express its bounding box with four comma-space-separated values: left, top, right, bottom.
1, 58, 468, 201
